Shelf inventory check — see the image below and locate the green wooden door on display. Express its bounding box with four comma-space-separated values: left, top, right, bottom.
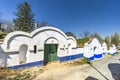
44, 44, 58, 65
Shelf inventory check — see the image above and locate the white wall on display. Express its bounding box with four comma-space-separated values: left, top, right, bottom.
0, 26, 79, 67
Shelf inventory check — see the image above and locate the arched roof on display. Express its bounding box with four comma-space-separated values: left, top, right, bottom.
89, 38, 101, 46
2, 26, 76, 51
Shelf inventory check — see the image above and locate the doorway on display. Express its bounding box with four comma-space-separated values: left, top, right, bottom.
44, 44, 58, 65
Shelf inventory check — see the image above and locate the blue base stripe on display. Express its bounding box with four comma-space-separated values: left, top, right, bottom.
8, 60, 44, 69
113, 52, 117, 54
88, 56, 94, 61
112, 52, 117, 56
58, 53, 83, 62
94, 54, 102, 58
103, 52, 106, 54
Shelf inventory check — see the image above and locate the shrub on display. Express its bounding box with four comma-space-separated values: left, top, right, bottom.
0, 31, 8, 39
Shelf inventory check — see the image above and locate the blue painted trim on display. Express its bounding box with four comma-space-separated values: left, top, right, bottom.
94, 54, 102, 58
103, 52, 106, 54
88, 56, 94, 61
8, 60, 44, 69
113, 52, 117, 54
58, 53, 83, 62
112, 52, 117, 56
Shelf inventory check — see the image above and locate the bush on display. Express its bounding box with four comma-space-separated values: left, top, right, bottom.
77, 38, 89, 47
0, 31, 8, 39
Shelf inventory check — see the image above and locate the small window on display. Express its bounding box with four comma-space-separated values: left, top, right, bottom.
34, 45, 37, 53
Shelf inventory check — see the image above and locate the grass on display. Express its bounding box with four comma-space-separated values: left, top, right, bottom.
8, 72, 31, 80
7, 68, 44, 80
0, 66, 45, 80
65, 58, 90, 66
0, 67, 19, 80
38, 68, 44, 73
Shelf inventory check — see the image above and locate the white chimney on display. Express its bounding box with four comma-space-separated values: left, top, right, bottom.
35, 23, 38, 29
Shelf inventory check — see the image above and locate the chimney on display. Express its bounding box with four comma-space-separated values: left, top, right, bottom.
34, 23, 39, 29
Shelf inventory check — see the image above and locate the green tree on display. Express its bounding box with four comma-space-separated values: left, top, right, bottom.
13, 1, 35, 32
111, 35, 114, 44
111, 32, 119, 47
93, 32, 103, 41
105, 36, 111, 49
5, 20, 14, 32
77, 38, 89, 47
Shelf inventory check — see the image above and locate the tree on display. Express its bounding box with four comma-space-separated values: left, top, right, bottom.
114, 32, 119, 47
65, 32, 76, 39
93, 32, 103, 41
0, 22, 5, 32
79, 31, 91, 38
13, 1, 35, 32
111, 35, 114, 44
105, 36, 111, 49
77, 38, 89, 47
0, 12, 4, 31
111, 32, 119, 47
5, 20, 14, 32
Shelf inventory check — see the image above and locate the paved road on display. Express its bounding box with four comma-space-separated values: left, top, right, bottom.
79, 54, 120, 80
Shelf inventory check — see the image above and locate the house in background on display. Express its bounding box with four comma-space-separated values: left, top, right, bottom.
83, 37, 108, 61
101, 42, 107, 54
107, 44, 117, 55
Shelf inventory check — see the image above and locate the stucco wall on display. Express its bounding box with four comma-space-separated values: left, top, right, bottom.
0, 26, 82, 68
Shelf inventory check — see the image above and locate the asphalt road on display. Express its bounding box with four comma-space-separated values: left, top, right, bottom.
81, 54, 120, 80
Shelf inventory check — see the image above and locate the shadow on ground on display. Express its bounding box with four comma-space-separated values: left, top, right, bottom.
108, 63, 120, 80
85, 76, 98, 80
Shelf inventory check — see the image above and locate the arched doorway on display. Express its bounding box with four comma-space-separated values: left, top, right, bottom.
44, 38, 59, 65
19, 44, 28, 64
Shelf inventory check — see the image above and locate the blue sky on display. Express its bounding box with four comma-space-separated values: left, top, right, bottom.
0, 0, 120, 38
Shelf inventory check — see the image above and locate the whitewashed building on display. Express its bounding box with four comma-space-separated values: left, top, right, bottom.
0, 26, 83, 69
107, 44, 117, 55
83, 38, 108, 61
101, 42, 107, 54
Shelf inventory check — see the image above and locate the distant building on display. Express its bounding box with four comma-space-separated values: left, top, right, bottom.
84, 37, 108, 61
34, 23, 39, 29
